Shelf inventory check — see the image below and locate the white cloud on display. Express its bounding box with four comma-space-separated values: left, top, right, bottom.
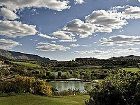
73, 48, 139, 59
70, 44, 80, 47
52, 31, 74, 40
0, 7, 19, 20
74, 50, 104, 55
39, 33, 56, 39
123, 6, 140, 19
0, 0, 70, 11
63, 19, 95, 38
74, 0, 85, 4
52, 30, 77, 42
53, 10, 126, 38
112, 6, 140, 19
51, 6, 140, 39
100, 35, 140, 46
52, 7, 128, 39
36, 42, 70, 51
0, 39, 20, 50
0, 20, 37, 37
85, 10, 127, 33
113, 48, 139, 55
59, 39, 77, 42
70, 43, 87, 47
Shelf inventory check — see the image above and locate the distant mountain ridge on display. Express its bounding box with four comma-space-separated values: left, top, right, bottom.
0, 49, 140, 67
75, 55, 140, 67
76, 55, 140, 61
0, 49, 50, 61
109, 55, 140, 61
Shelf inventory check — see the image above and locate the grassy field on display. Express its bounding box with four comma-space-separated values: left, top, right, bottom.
13, 62, 41, 68
123, 68, 140, 72
0, 94, 89, 105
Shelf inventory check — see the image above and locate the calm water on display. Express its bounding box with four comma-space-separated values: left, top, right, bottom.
49, 81, 91, 92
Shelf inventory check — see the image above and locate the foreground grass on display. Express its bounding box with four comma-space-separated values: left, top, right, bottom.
0, 94, 89, 105
123, 68, 140, 72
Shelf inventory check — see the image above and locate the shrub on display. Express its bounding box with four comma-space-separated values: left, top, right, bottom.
0, 75, 52, 96
33, 80, 52, 96
86, 71, 140, 105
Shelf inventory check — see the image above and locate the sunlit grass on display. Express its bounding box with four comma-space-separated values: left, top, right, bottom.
0, 94, 89, 105
13, 62, 40, 68
123, 68, 140, 72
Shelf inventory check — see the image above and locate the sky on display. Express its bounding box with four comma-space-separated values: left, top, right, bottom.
0, 0, 140, 61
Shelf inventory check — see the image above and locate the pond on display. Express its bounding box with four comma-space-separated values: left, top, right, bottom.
49, 81, 92, 92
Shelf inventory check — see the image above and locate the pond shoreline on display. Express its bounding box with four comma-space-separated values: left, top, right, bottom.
46, 79, 91, 82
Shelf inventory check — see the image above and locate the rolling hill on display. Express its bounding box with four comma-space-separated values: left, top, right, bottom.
0, 49, 50, 62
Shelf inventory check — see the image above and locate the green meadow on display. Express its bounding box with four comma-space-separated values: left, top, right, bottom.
0, 94, 89, 105
123, 68, 140, 72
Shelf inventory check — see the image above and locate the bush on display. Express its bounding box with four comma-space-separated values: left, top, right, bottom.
86, 71, 140, 105
0, 75, 52, 96
33, 80, 52, 96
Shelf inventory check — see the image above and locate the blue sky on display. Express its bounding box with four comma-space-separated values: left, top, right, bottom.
0, 0, 140, 60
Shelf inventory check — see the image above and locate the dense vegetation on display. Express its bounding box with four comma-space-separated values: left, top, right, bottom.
86, 70, 140, 105
0, 75, 52, 96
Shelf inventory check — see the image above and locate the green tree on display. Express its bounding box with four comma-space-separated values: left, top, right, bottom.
86, 71, 140, 105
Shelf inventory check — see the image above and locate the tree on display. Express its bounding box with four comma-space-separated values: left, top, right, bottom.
86, 71, 140, 105
0, 75, 52, 96
58, 71, 62, 78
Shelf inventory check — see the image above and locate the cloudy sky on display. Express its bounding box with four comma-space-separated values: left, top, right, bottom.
0, 0, 140, 60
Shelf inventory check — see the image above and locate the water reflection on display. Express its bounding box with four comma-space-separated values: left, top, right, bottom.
49, 81, 91, 92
